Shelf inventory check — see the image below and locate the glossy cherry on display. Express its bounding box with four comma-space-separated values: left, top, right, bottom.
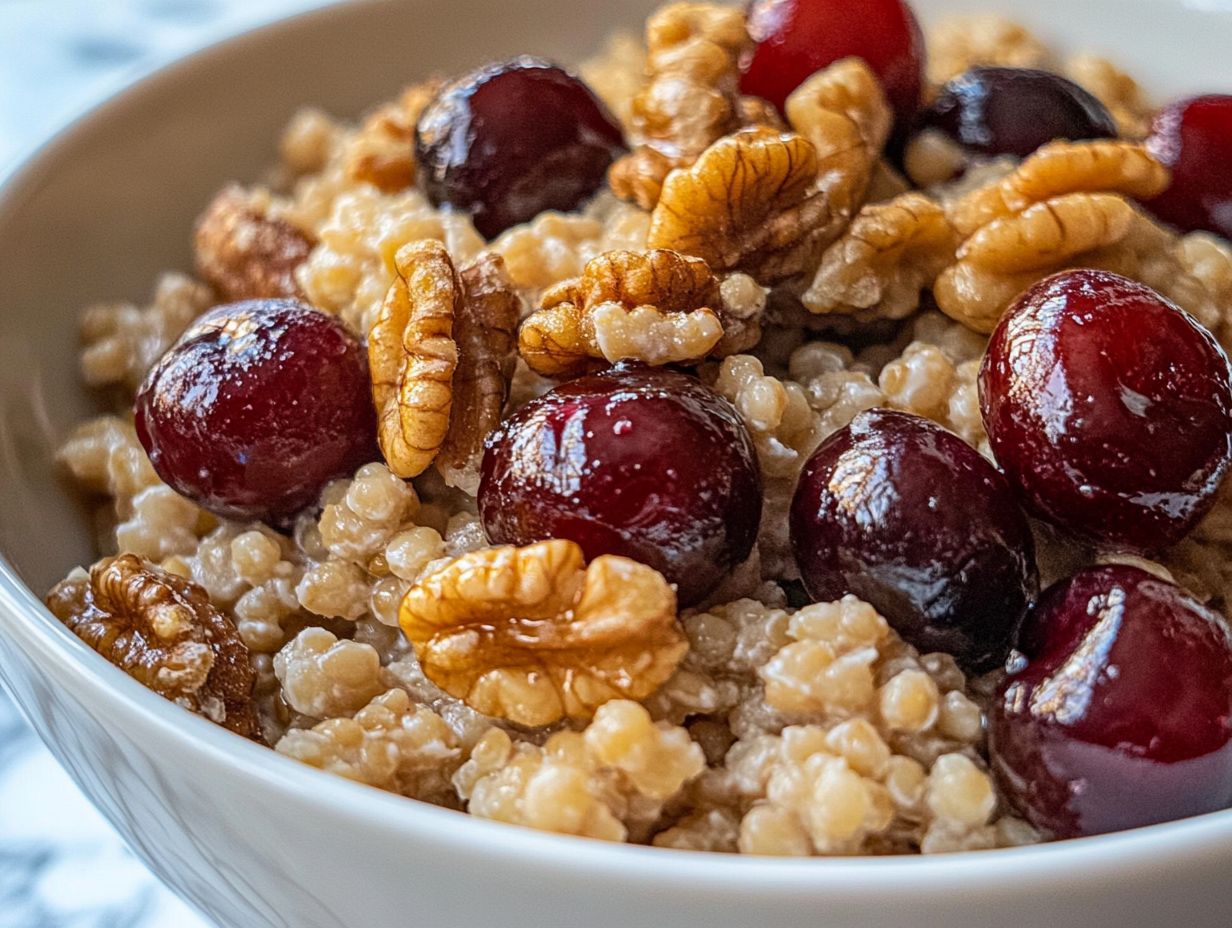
134, 299, 378, 525
922, 67, 1117, 159
416, 57, 625, 239
1143, 95, 1232, 239
980, 270, 1232, 551
741, 0, 925, 129
478, 365, 762, 606
990, 564, 1232, 838
789, 409, 1037, 672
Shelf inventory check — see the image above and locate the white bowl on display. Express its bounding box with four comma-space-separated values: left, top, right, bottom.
2, 1, 1231, 926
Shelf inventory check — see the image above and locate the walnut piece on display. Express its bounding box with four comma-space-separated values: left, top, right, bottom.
936, 192, 1138, 332
368, 240, 519, 481
942, 189, 1232, 339
784, 58, 893, 226
398, 540, 687, 727
934, 141, 1172, 332
648, 129, 829, 283
193, 185, 314, 302
519, 249, 731, 376
437, 253, 520, 485
647, 59, 890, 284
369, 240, 460, 477
46, 554, 257, 737
801, 193, 958, 320
344, 80, 442, 192
609, 2, 771, 210
948, 140, 1169, 236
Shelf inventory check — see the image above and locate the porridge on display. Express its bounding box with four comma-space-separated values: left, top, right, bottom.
46, 0, 1232, 854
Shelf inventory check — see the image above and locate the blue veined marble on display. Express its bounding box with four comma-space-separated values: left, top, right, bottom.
0, 692, 209, 928
0, 2, 324, 925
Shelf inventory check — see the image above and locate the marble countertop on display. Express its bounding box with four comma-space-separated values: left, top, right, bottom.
0, 4, 328, 926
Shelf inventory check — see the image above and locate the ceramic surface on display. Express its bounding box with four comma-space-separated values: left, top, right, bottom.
0, 6, 326, 927
1, 2, 1231, 927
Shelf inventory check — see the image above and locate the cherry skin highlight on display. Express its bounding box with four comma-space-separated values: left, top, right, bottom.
478, 364, 762, 607
922, 67, 1117, 159
416, 57, 626, 239
990, 564, 1232, 839
789, 408, 1037, 672
980, 269, 1232, 551
1143, 95, 1232, 239
134, 299, 378, 525
741, 0, 925, 129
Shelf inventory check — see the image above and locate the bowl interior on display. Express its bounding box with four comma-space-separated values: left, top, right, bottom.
2, 0, 1232, 896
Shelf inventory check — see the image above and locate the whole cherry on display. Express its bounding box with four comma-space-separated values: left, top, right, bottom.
478, 364, 762, 606
790, 409, 1037, 672
922, 67, 1117, 159
741, 0, 925, 129
416, 57, 625, 239
134, 299, 378, 525
1143, 95, 1232, 239
980, 269, 1232, 551
990, 564, 1232, 838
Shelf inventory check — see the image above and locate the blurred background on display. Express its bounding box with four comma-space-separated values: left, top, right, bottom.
0, 4, 328, 925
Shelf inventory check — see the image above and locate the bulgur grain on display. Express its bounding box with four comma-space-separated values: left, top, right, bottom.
51, 7, 1231, 857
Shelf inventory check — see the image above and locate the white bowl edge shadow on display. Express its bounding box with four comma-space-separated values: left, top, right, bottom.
0, 0, 1231, 922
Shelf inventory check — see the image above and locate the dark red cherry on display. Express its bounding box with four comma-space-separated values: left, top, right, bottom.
980, 270, 1232, 551
741, 0, 925, 129
416, 57, 625, 239
478, 365, 762, 606
922, 67, 1117, 159
1144, 95, 1232, 239
990, 564, 1232, 839
789, 409, 1037, 672
134, 299, 378, 525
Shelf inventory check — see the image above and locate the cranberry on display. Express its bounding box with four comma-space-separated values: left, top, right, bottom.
980, 270, 1232, 551
1144, 95, 1232, 239
741, 0, 925, 129
991, 564, 1232, 838
921, 67, 1117, 159
134, 300, 378, 525
478, 365, 762, 606
416, 57, 625, 239
789, 409, 1036, 672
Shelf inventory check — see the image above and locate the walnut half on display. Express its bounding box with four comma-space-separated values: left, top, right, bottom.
800, 192, 958, 321
935, 140, 1171, 332
368, 240, 519, 485
193, 185, 314, 303
947, 139, 1169, 236
518, 248, 737, 377
936, 193, 1138, 333
398, 540, 687, 727
647, 59, 892, 285
608, 2, 769, 210
45, 554, 258, 737
648, 128, 831, 284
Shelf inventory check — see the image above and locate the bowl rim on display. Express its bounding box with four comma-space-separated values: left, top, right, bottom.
2, 0, 1232, 896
